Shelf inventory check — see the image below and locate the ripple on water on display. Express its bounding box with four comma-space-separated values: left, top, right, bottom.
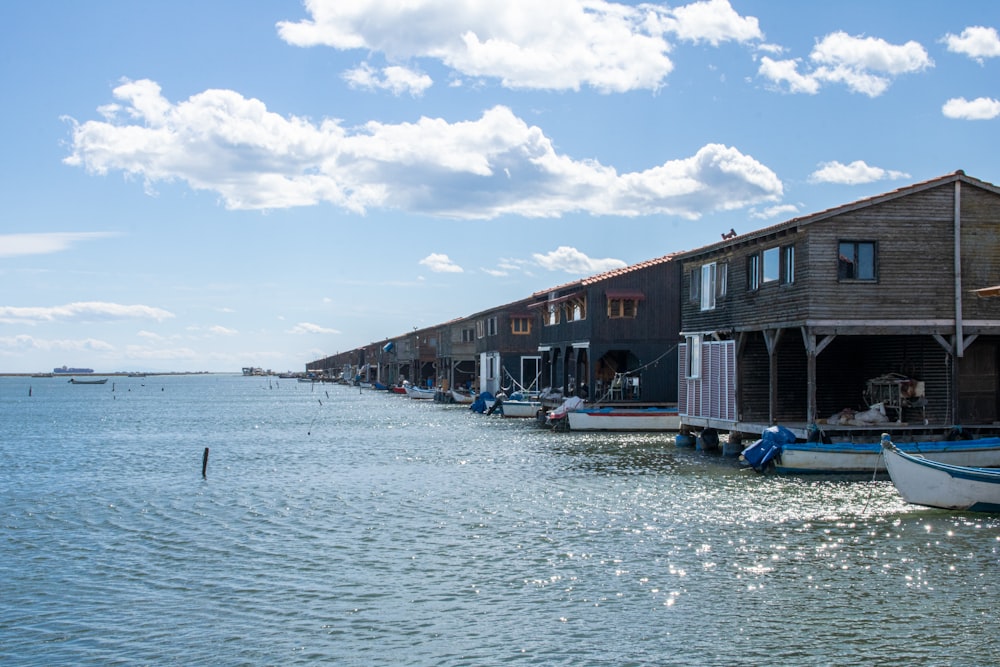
3, 376, 1000, 666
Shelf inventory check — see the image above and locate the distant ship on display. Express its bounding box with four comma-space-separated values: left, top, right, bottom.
53, 365, 94, 374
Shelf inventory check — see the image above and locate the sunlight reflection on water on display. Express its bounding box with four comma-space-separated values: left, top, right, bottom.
2, 375, 999, 665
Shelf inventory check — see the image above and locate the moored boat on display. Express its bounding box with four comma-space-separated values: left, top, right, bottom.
404, 383, 436, 399
744, 432, 1000, 475
497, 398, 543, 418
68, 377, 108, 384
565, 406, 680, 431
882, 435, 1000, 512
450, 388, 474, 404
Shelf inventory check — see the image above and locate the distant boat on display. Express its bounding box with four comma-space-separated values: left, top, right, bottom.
68, 377, 108, 385
882, 435, 1000, 512
54, 366, 93, 374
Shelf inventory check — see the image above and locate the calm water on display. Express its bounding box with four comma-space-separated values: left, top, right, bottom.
1, 374, 998, 666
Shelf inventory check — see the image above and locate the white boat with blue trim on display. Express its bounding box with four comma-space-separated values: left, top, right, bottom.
882, 435, 1000, 512
565, 406, 680, 432
743, 429, 1000, 475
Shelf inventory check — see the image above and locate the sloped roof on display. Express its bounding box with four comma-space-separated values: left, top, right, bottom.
674, 170, 1000, 260
532, 252, 681, 298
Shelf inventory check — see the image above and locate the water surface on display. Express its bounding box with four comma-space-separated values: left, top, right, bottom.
2, 375, 998, 665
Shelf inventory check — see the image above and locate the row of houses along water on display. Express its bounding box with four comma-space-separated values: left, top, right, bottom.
307, 171, 1000, 444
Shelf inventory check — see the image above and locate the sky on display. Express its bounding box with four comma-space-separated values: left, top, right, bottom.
2, 0, 999, 374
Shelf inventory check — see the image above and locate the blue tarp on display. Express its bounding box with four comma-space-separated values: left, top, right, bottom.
470, 391, 496, 414
741, 425, 797, 472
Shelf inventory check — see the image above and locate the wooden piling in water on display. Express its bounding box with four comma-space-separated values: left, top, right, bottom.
202, 447, 209, 478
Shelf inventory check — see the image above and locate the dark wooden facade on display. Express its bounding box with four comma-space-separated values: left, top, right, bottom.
676, 171, 1000, 439
435, 317, 477, 392
531, 254, 682, 404
467, 297, 542, 394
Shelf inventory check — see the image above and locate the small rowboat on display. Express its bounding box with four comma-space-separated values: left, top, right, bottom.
882, 435, 1000, 512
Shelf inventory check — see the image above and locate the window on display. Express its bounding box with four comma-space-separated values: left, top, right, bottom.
685, 334, 702, 379
689, 268, 701, 304
700, 262, 717, 311
782, 246, 795, 285
763, 247, 779, 283
838, 241, 877, 281
476, 320, 485, 339
747, 254, 760, 291
462, 328, 475, 343
608, 297, 640, 319
567, 297, 586, 322
717, 263, 728, 298
546, 304, 560, 326
487, 316, 498, 336
511, 317, 531, 335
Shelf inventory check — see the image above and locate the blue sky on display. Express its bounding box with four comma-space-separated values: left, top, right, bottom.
2, 0, 999, 374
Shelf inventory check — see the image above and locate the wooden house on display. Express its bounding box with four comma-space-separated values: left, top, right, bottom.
675, 171, 1000, 440
530, 254, 682, 404
469, 297, 542, 395
434, 317, 478, 392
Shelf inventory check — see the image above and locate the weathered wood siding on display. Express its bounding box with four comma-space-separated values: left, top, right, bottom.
681, 182, 1000, 331
960, 186, 1000, 323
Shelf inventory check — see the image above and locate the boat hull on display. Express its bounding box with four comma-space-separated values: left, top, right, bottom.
883, 442, 1000, 512
776, 437, 1000, 475
405, 386, 435, 399
499, 400, 542, 418
450, 389, 474, 404
566, 407, 680, 432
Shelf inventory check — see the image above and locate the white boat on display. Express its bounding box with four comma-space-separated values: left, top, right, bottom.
760, 435, 1000, 475
497, 399, 543, 418
565, 406, 680, 431
882, 436, 1000, 512
450, 389, 474, 404
404, 384, 435, 399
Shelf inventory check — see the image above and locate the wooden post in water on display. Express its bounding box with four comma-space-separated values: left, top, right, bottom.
202, 447, 209, 478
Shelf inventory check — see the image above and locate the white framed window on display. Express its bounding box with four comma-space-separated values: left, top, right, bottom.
685, 334, 702, 379
700, 263, 716, 311
763, 247, 779, 283
747, 254, 760, 291
782, 245, 795, 284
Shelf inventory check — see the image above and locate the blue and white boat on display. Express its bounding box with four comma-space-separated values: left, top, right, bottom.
882, 435, 1000, 512
743, 430, 1000, 475
565, 406, 680, 432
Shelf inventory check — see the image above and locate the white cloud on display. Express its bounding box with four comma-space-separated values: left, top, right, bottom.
208, 325, 239, 336
0, 301, 174, 325
532, 246, 627, 274
0, 232, 117, 258
942, 97, 1000, 120
277, 0, 762, 93
0, 334, 115, 352
663, 0, 762, 46
419, 253, 464, 273
758, 57, 820, 94
751, 203, 799, 220
943, 26, 1000, 63
759, 31, 931, 97
65, 80, 783, 220
808, 160, 910, 185
287, 322, 340, 334
343, 63, 433, 96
